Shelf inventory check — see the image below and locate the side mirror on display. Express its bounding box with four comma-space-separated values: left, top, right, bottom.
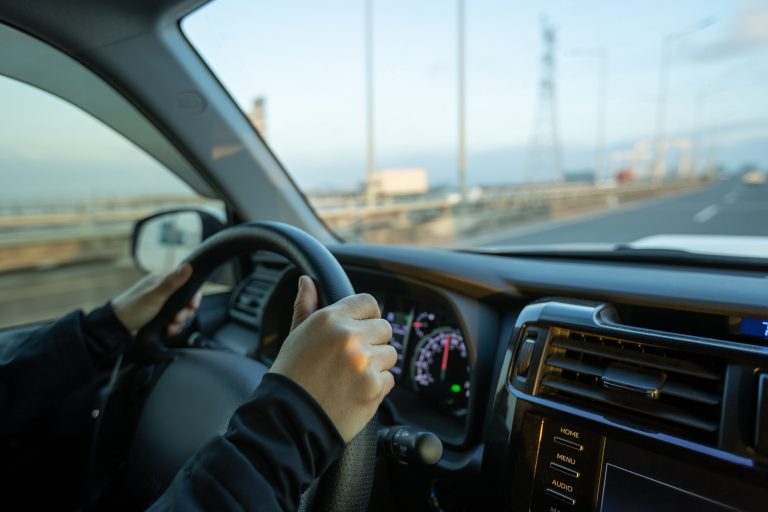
132, 208, 225, 274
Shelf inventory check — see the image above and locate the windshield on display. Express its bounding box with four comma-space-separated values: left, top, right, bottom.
183, 0, 768, 256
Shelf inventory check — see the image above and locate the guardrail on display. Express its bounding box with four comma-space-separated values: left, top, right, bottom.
0, 178, 710, 272
326, 178, 709, 244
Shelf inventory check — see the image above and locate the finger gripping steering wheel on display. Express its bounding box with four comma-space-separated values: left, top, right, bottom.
88, 221, 376, 512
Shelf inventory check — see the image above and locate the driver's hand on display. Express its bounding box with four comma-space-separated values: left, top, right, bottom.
270, 275, 396, 442
112, 264, 202, 337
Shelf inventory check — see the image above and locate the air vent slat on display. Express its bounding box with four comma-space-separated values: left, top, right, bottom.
245, 284, 269, 293
545, 356, 604, 377
535, 328, 725, 445
661, 381, 721, 406
552, 338, 720, 380
246, 283, 272, 294
541, 375, 719, 433
230, 264, 288, 326
545, 356, 721, 407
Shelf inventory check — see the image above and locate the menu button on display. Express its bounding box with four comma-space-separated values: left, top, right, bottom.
550, 462, 580, 478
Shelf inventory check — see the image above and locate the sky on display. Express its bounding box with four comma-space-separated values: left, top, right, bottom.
183, 0, 768, 189
0, 75, 194, 203
1, 0, 767, 203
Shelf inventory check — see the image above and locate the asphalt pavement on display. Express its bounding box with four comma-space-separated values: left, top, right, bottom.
478, 178, 767, 246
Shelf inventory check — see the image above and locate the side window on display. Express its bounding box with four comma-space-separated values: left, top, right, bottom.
0, 74, 222, 328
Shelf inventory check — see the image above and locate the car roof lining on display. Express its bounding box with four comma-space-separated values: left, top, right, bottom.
0, 0, 203, 53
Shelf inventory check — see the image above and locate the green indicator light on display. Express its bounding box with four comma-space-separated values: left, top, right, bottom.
450, 384, 462, 393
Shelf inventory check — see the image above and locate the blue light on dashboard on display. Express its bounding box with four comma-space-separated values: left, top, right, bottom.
740, 318, 768, 339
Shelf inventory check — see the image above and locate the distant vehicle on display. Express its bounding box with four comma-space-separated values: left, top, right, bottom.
742, 169, 766, 186
615, 169, 635, 183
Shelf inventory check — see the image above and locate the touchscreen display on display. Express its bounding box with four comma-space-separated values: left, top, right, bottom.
600, 464, 737, 512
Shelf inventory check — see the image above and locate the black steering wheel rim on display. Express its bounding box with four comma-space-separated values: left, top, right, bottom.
87, 221, 376, 512
134, 221, 355, 349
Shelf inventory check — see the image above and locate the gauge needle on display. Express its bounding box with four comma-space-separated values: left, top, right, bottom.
440, 334, 450, 381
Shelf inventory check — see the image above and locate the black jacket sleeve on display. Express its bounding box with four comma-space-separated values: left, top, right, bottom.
149, 372, 346, 512
1, 305, 346, 510
0, 303, 132, 437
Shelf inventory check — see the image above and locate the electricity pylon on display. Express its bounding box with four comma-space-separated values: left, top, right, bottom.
527, 17, 564, 184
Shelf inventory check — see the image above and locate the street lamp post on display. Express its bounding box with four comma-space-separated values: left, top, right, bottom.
457, 0, 467, 202
596, 49, 607, 182
651, 18, 714, 181
572, 47, 608, 182
651, 34, 672, 181
365, 0, 376, 207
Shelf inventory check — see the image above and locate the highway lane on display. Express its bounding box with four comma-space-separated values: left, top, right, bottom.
478, 178, 768, 246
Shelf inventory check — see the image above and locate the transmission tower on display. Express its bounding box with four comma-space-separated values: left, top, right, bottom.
527, 18, 564, 183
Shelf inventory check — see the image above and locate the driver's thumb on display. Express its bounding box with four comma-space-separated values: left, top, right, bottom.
291, 275, 318, 331
157, 263, 194, 297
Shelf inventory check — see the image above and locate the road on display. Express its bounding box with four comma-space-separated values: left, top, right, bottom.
476, 178, 767, 246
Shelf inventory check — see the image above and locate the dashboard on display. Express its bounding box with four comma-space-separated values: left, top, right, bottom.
377, 293, 470, 417
209, 245, 768, 511
225, 259, 487, 446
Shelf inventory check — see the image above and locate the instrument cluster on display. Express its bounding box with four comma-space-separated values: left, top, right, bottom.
378, 294, 471, 417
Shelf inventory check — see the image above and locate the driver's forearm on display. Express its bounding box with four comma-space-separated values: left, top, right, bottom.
0, 303, 131, 437
80, 302, 133, 365
148, 373, 346, 512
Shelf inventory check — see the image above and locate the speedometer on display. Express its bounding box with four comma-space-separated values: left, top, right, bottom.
410, 327, 470, 413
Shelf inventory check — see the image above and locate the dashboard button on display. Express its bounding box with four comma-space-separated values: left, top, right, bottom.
553, 436, 584, 451
531, 418, 604, 512
550, 461, 580, 478
554, 450, 578, 466
546, 488, 576, 506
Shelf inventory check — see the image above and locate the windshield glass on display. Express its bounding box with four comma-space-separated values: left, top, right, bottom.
183, 0, 767, 256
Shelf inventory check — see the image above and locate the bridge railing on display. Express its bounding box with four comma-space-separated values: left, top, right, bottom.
0, 178, 709, 272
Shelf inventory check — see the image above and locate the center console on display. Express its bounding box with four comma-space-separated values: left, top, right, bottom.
509, 413, 767, 512
484, 299, 768, 511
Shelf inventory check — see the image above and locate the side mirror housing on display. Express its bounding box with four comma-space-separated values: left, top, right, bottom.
131, 208, 225, 275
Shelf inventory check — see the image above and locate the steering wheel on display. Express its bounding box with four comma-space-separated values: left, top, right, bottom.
86, 221, 377, 511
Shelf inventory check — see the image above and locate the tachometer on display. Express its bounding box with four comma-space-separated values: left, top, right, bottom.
411, 327, 470, 412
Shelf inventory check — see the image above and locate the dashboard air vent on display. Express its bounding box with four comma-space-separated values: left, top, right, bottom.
537, 329, 725, 443
230, 263, 286, 327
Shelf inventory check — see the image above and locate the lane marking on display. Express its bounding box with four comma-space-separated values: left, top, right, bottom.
693, 204, 719, 223
446, 182, 726, 248
724, 191, 737, 203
